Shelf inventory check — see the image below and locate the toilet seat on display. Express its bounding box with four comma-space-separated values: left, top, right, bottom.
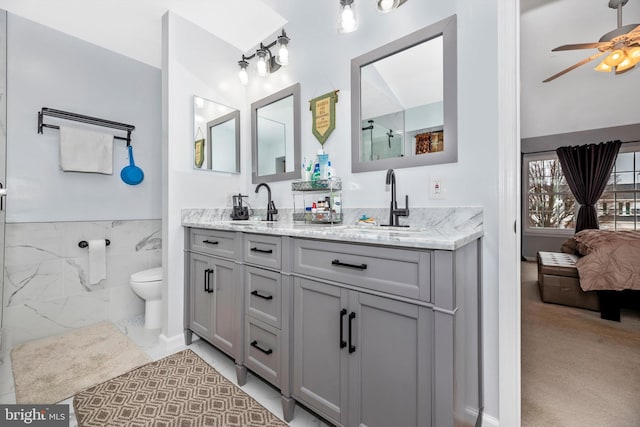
130, 267, 162, 284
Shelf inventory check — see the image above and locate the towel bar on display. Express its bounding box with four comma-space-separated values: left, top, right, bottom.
38, 108, 135, 146
78, 239, 110, 248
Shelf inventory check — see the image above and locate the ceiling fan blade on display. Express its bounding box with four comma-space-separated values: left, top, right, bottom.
552, 42, 610, 51
543, 51, 606, 83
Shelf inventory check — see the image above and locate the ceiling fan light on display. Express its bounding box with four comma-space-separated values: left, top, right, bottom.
594, 59, 613, 72
604, 49, 626, 66
627, 46, 640, 64
616, 56, 635, 72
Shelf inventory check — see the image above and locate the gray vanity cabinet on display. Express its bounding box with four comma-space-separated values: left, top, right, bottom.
348, 292, 432, 427
293, 277, 349, 425
293, 276, 432, 427
184, 228, 242, 361
188, 252, 215, 341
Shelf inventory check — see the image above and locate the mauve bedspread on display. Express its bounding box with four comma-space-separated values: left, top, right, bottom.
562, 230, 640, 291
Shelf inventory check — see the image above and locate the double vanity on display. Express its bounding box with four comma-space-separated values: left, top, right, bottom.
182, 208, 483, 427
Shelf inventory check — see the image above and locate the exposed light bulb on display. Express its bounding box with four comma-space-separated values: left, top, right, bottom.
238, 67, 248, 85
275, 32, 289, 66
378, 0, 395, 12
340, 6, 357, 33
256, 50, 268, 77
238, 60, 249, 86
277, 45, 289, 66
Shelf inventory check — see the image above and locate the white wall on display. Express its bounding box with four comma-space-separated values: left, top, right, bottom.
162, 11, 246, 344
6, 14, 161, 222
521, 0, 640, 139
164, 1, 502, 421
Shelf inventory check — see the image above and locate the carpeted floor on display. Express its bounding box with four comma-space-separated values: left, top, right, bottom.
74, 349, 288, 427
10, 321, 151, 404
521, 261, 640, 427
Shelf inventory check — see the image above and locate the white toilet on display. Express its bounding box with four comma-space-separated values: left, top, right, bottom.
130, 267, 163, 329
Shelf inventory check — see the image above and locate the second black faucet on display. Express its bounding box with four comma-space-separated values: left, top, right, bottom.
384, 168, 409, 227
255, 183, 278, 221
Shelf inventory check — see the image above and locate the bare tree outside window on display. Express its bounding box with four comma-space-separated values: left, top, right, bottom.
527, 159, 576, 229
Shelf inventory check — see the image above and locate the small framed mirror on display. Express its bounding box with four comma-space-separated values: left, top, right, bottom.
351, 14, 457, 173
193, 96, 240, 173
251, 83, 301, 183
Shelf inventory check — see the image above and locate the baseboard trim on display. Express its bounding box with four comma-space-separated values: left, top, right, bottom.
482, 412, 500, 427
158, 332, 185, 352
523, 256, 536, 262
466, 407, 499, 427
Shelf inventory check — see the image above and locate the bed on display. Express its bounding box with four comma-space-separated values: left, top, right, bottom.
561, 229, 640, 320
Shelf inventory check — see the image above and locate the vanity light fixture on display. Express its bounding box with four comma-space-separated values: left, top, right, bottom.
237, 29, 290, 86
339, 0, 358, 33
376, 0, 408, 13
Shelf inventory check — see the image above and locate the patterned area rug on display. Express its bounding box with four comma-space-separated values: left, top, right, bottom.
73, 349, 288, 427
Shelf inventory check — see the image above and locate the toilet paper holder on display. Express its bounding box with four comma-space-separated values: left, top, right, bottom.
78, 239, 110, 248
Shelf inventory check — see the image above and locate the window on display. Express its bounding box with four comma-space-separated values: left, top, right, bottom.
524, 143, 640, 233
599, 150, 640, 230
525, 154, 576, 231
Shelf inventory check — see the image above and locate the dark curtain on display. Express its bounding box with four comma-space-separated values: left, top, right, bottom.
556, 140, 622, 233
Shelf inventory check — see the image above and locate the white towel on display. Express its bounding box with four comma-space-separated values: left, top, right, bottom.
59, 125, 114, 174
88, 239, 107, 285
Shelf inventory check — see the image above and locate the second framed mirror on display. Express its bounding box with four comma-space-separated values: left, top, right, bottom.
251, 83, 301, 183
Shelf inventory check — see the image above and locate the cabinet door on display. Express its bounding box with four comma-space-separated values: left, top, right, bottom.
209, 257, 238, 357
293, 277, 349, 426
349, 292, 432, 427
189, 253, 213, 340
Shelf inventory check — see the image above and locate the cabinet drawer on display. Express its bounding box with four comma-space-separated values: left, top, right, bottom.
189, 228, 237, 258
243, 234, 282, 270
245, 266, 281, 328
293, 238, 430, 301
244, 317, 280, 387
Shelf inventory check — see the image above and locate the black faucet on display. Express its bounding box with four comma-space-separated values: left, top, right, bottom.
384, 169, 409, 227
255, 183, 278, 221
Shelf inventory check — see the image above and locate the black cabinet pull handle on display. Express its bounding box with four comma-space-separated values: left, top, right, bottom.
204, 268, 210, 293
251, 290, 274, 300
250, 340, 273, 355
332, 259, 367, 270
203, 240, 219, 245
207, 269, 214, 293
348, 312, 356, 353
339, 309, 347, 349
251, 247, 273, 254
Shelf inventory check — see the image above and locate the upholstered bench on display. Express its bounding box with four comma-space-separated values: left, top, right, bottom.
537, 251, 600, 311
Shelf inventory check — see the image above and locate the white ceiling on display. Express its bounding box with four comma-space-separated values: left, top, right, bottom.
521, 0, 640, 137
0, 0, 287, 68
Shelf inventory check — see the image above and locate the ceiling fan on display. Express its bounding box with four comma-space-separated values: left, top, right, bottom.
543, 0, 640, 82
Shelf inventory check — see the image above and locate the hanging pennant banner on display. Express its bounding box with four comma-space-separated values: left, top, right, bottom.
309, 90, 339, 146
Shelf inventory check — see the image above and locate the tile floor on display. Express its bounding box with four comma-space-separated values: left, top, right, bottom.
0, 316, 329, 426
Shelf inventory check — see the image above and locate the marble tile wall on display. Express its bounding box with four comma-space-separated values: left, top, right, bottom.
2, 219, 161, 349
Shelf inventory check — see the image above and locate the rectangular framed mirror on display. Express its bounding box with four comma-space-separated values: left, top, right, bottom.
251, 83, 301, 183
351, 14, 457, 173
193, 96, 240, 173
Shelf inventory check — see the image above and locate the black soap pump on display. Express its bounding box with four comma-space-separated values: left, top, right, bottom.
231, 194, 250, 220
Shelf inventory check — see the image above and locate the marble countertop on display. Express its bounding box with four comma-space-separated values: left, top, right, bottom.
182, 208, 483, 250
